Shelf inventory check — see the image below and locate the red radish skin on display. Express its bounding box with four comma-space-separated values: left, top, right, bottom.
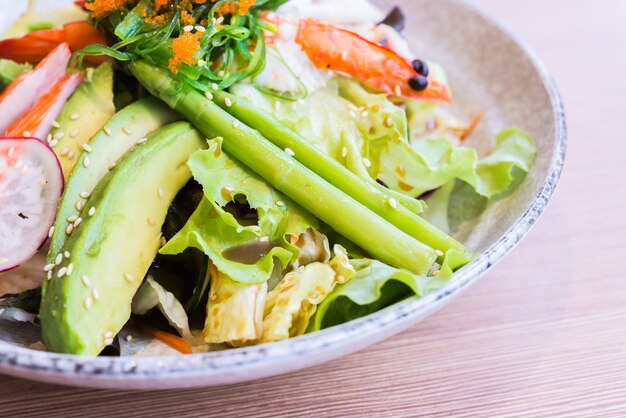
0, 43, 71, 134
4, 73, 83, 140
0, 137, 64, 272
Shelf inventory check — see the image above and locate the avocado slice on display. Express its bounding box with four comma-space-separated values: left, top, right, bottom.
51, 61, 116, 179
41, 122, 207, 355
47, 97, 181, 261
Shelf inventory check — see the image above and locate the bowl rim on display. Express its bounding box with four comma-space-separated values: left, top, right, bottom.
0, 0, 567, 386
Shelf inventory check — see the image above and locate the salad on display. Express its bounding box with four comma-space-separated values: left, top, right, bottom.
0, 0, 536, 356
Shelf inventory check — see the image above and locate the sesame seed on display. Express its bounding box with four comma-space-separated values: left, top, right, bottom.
23, 130, 32, 137
122, 126, 132, 135
64, 251, 70, 258
60, 147, 69, 156
82, 143, 92, 153
83, 157, 90, 167
126, 335, 133, 342
218, 70, 225, 77
88, 207, 96, 216
349, 110, 357, 118
361, 110, 369, 118
67, 150, 75, 159
7, 147, 14, 157
81, 275, 91, 287
48, 225, 55, 238
47, 271, 52, 280
103, 126, 112, 136
73, 217, 83, 228
204, 91, 213, 100
384, 116, 393, 128
57, 267, 67, 278
362, 157, 372, 168
183, 25, 193, 32
105, 331, 114, 339
104, 338, 114, 346
212, 83, 219, 91
435, 250, 444, 257
79, 191, 91, 199
260, 236, 270, 243
70, 113, 80, 120
92, 288, 100, 301
136, 137, 147, 144
53, 132, 65, 140
394, 84, 402, 96
158, 188, 164, 199
147, 217, 155, 226
232, 120, 240, 128
49, 139, 58, 148
84, 297, 92, 310
124, 273, 134, 282
216, 16, 224, 24
195, 25, 206, 32
75, 201, 83, 211
47, 133, 52, 143
341, 51, 348, 61
341, 147, 348, 158
67, 215, 78, 223
65, 224, 74, 235
55, 253, 63, 265
66, 263, 74, 275
225, 97, 233, 107
51, 120, 61, 128
389, 198, 398, 209
274, 101, 281, 112
284, 147, 295, 156
70, 129, 79, 138
433, 270, 441, 276
43, 264, 55, 272
275, 200, 284, 207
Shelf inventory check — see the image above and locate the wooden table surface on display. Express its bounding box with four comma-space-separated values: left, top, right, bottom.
2, 1, 626, 416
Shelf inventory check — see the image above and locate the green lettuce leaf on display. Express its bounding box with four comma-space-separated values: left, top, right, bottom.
309, 249, 469, 331
160, 138, 317, 284
378, 128, 537, 198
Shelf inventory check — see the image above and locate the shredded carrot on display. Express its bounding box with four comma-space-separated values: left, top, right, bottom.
85, 0, 130, 19
168, 31, 203, 74
147, 327, 193, 354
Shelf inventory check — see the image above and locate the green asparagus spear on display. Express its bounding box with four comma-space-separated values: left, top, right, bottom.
212, 90, 470, 259
129, 61, 437, 275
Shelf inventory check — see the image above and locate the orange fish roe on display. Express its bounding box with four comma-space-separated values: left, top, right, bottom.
214, 0, 255, 17
168, 31, 203, 74
85, 0, 130, 18
154, 0, 170, 10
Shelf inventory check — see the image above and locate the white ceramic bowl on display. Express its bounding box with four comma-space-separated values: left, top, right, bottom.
0, 0, 565, 389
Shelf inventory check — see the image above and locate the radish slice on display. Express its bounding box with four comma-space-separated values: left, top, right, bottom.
0, 137, 64, 272
4, 73, 82, 140
0, 43, 71, 134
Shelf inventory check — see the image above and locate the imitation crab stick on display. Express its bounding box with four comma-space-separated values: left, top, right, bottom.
4, 73, 82, 140
0, 43, 71, 134
295, 19, 450, 103
0, 21, 107, 65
